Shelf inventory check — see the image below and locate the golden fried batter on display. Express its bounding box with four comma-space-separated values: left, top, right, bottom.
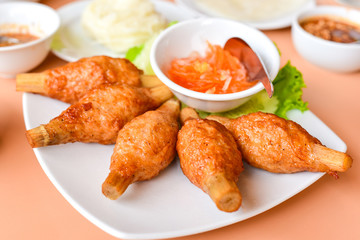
177, 108, 243, 212
15, 56, 143, 104
26, 84, 173, 147
208, 112, 352, 176
102, 99, 180, 199
44, 56, 142, 103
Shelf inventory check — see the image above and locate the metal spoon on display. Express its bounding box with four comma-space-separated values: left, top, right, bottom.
0, 35, 20, 45
224, 37, 274, 98
332, 29, 360, 44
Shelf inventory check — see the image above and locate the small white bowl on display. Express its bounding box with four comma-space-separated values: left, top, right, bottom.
0, 1, 60, 78
150, 18, 280, 113
291, 6, 360, 73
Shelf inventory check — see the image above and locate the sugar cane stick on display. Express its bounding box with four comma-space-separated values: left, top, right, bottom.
179, 107, 200, 125
149, 84, 173, 104
204, 173, 242, 212
16, 73, 46, 93
139, 75, 163, 88
102, 171, 134, 200
313, 144, 352, 172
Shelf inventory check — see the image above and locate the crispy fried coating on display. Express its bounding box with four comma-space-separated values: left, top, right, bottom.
26, 84, 173, 147
102, 99, 180, 199
15, 56, 142, 104
44, 56, 142, 103
208, 112, 352, 176
177, 108, 243, 212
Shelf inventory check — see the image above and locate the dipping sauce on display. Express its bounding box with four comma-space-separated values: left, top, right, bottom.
0, 32, 39, 47
167, 43, 257, 94
300, 16, 360, 43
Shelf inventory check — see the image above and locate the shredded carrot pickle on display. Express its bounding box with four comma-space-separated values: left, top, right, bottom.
167, 42, 257, 94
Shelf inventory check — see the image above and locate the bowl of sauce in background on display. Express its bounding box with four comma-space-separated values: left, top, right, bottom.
0, 1, 60, 78
291, 6, 360, 72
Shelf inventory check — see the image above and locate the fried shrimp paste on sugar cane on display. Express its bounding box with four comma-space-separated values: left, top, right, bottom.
177, 108, 244, 212
102, 99, 180, 200
207, 112, 352, 177
26, 84, 173, 147
16, 56, 160, 104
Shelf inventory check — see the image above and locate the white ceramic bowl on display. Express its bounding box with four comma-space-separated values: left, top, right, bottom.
150, 18, 280, 113
291, 6, 360, 73
0, 1, 60, 78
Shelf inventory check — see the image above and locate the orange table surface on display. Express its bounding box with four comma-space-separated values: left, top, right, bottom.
1, 0, 359, 239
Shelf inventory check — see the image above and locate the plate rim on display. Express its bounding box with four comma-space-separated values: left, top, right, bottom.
174, 0, 316, 30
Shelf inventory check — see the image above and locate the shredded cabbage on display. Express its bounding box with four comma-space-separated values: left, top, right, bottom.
81, 0, 166, 53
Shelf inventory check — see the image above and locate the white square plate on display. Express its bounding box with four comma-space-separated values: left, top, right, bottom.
23, 92, 346, 239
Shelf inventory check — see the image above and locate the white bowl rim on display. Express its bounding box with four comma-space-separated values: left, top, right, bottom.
150, 18, 280, 102
293, 5, 360, 49
0, 1, 60, 52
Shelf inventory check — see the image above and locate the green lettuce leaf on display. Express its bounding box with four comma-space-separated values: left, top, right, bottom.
125, 21, 178, 74
168, 20, 179, 27
273, 61, 308, 118
196, 90, 279, 119
125, 44, 144, 62
131, 34, 158, 75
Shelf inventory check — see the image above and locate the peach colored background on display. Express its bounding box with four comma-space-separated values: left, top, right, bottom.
1, 0, 359, 239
